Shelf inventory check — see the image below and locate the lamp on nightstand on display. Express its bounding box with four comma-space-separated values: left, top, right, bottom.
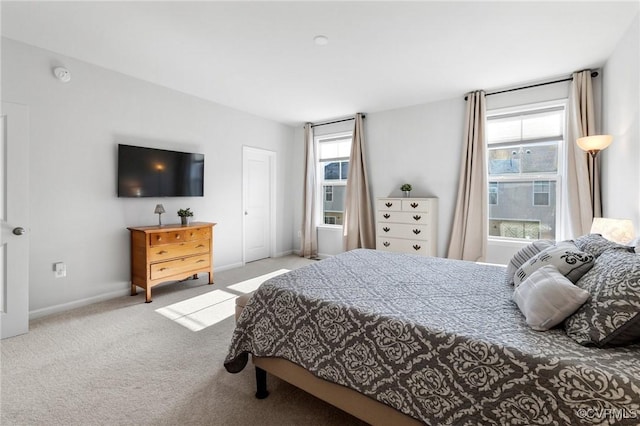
154, 204, 166, 226
590, 217, 635, 245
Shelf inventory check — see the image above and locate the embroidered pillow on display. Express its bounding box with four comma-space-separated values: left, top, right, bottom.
513, 265, 590, 331
565, 249, 640, 347
513, 241, 594, 287
504, 240, 554, 286
574, 233, 635, 258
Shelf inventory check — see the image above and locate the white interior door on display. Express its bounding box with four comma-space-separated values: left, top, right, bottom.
1, 102, 30, 339
243, 147, 275, 263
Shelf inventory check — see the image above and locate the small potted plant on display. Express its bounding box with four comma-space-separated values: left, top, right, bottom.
177, 208, 194, 225
400, 183, 412, 197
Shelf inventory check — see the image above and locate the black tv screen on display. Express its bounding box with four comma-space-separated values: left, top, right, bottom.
117, 144, 204, 197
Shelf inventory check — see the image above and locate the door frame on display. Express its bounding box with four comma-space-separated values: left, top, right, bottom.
242, 146, 277, 264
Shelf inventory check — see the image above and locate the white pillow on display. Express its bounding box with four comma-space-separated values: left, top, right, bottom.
513, 265, 590, 331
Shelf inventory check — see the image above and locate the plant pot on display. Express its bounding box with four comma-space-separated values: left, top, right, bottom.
181, 217, 191, 225
403, 191, 411, 198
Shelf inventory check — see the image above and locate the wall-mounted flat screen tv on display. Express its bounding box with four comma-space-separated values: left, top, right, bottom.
117, 144, 204, 197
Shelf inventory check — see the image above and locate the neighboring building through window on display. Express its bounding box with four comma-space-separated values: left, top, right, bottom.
317, 132, 352, 226
487, 102, 565, 240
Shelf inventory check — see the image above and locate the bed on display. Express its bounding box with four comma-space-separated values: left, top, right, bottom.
224, 248, 640, 425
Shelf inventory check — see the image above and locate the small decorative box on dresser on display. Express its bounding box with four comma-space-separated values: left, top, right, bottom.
127, 222, 216, 303
376, 198, 438, 256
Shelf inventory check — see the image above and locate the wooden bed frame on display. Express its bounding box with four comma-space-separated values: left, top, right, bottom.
236, 296, 420, 425
252, 356, 422, 425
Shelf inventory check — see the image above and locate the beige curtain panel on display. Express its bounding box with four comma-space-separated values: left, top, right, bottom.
301, 123, 318, 258
447, 91, 487, 261
343, 113, 375, 251
564, 70, 600, 238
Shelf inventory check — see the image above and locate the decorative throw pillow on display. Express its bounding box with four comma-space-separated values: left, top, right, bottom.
504, 240, 555, 286
513, 265, 590, 331
565, 249, 640, 346
574, 233, 635, 258
513, 241, 595, 287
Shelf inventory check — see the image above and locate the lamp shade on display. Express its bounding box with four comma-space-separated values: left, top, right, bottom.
154, 204, 166, 214
576, 135, 613, 153
590, 217, 635, 245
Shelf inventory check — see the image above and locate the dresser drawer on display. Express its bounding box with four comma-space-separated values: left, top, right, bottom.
148, 239, 210, 262
377, 211, 431, 224
376, 237, 430, 256
401, 199, 431, 212
149, 227, 211, 246
150, 230, 187, 246
376, 199, 402, 212
183, 226, 211, 242
150, 254, 211, 280
377, 222, 429, 239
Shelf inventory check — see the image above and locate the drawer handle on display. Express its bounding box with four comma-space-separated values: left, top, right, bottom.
196, 244, 205, 248
196, 259, 205, 263
383, 241, 390, 247
385, 202, 393, 208
383, 227, 390, 232
175, 234, 181, 239
413, 215, 421, 221
413, 245, 421, 251
159, 267, 168, 271
156, 236, 162, 242
157, 250, 168, 255
413, 229, 421, 235
383, 213, 390, 219
410, 202, 419, 208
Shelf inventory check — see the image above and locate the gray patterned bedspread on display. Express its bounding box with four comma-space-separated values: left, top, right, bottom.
224, 249, 640, 425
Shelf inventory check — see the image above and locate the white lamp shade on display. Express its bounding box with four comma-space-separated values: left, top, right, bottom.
590, 218, 635, 245
576, 135, 613, 152
154, 204, 166, 214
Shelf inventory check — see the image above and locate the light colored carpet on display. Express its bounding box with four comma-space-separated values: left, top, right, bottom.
1, 256, 367, 425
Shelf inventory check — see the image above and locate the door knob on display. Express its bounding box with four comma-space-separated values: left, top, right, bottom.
13, 227, 26, 236
245, 211, 248, 215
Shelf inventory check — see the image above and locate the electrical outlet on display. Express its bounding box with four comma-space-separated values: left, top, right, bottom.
53, 262, 66, 278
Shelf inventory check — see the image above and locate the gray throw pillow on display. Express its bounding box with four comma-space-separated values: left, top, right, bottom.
504, 240, 554, 286
574, 233, 634, 258
513, 241, 594, 287
565, 249, 640, 347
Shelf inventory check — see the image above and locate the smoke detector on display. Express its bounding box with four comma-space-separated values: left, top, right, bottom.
53, 67, 71, 83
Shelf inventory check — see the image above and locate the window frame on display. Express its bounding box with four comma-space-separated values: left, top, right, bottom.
315, 131, 353, 228
486, 100, 567, 242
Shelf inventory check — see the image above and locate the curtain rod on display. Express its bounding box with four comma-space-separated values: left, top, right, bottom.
310, 115, 365, 128
464, 71, 599, 100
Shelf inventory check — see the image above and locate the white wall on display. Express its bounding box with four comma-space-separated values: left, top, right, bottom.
602, 13, 640, 232
2, 38, 296, 316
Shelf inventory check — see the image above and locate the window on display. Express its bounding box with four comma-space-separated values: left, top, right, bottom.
317, 132, 352, 226
487, 103, 565, 241
533, 180, 550, 206
489, 182, 498, 205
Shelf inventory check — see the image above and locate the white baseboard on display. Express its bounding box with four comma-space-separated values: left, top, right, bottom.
30, 288, 131, 320
274, 250, 293, 257
214, 262, 244, 272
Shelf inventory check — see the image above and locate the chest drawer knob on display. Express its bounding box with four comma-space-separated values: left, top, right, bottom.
413, 229, 421, 235
410, 202, 419, 209
157, 250, 168, 255
385, 202, 393, 208
413, 215, 421, 221
175, 234, 181, 239
383, 241, 390, 247
383, 227, 390, 232
383, 213, 390, 219
196, 244, 205, 249
413, 244, 421, 251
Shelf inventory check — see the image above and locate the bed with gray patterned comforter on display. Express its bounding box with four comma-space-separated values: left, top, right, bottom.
224, 249, 640, 425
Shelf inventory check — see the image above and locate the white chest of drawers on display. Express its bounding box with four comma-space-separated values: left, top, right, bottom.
375, 197, 438, 256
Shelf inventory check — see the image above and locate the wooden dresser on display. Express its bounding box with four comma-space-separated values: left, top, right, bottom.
127, 222, 216, 303
375, 198, 438, 256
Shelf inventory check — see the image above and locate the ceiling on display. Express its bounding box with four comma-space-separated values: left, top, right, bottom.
2, 1, 638, 126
